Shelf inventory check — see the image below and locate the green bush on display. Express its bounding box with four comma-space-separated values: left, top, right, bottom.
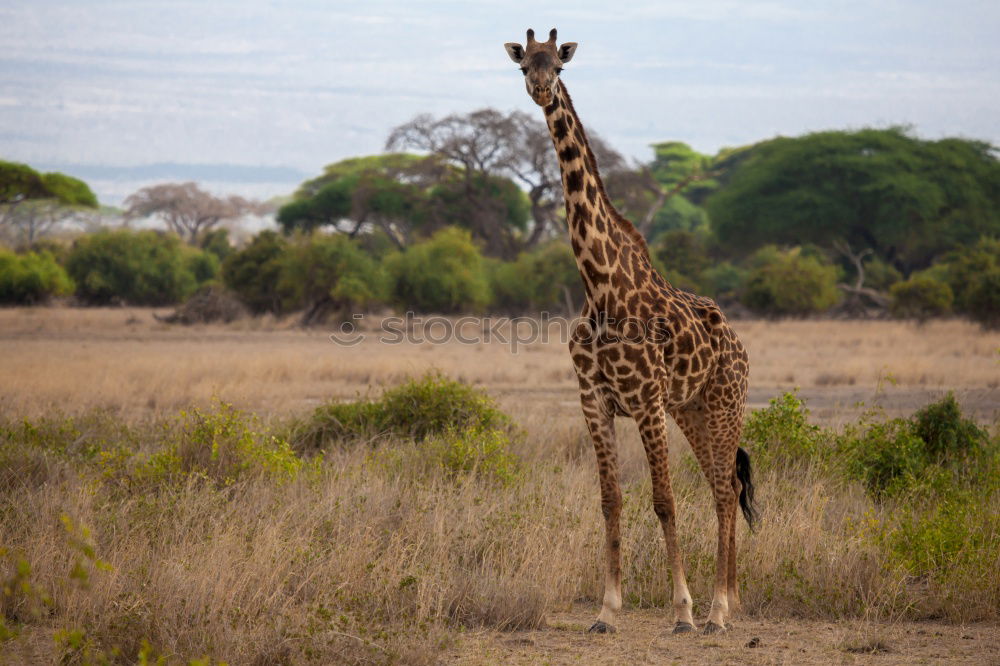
841, 393, 992, 497
889, 275, 953, 320
373, 426, 522, 486
964, 267, 1000, 329
487, 241, 582, 313
200, 228, 233, 262
937, 237, 1000, 312
884, 495, 1000, 582
912, 392, 988, 461
862, 256, 903, 291
742, 391, 829, 468
65, 230, 200, 305
651, 230, 710, 287
700, 261, 746, 300
0, 249, 73, 304
740, 247, 841, 315
292, 373, 510, 452
143, 402, 302, 484
221, 230, 288, 314
277, 233, 386, 320
384, 228, 490, 313
842, 417, 927, 497
183, 246, 220, 285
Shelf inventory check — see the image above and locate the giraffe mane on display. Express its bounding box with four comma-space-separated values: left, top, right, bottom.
557, 82, 653, 264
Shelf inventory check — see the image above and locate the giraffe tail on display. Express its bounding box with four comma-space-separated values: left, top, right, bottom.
735, 447, 759, 531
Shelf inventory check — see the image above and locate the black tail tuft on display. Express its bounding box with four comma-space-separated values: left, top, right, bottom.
735, 447, 758, 531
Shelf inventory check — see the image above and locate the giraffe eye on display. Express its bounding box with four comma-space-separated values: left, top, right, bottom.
555, 67, 563, 75
520, 67, 528, 75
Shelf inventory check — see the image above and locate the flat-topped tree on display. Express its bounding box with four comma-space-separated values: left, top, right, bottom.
0, 161, 98, 244
504, 28, 756, 635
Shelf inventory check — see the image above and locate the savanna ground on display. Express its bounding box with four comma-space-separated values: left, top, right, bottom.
1, 308, 998, 664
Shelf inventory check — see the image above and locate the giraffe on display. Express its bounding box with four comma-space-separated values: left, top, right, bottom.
504, 29, 757, 635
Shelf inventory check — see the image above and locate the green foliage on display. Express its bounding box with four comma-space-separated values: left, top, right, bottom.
38, 172, 98, 208
861, 256, 903, 291
933, 238, 1000, 328
487, 241, 581, 313
651, 230, 710, 291
965, 267, 1000, 329
912, 392, 988, 460
182, 246, 220, 286
277, 233, 386, 315
200, 228, 233, 262
0, 250, 73, 304
742, 391, 829, 467
429, 172, 531, 234
0, 160, 49, 203
936, 237, 999, 309
841, 393, 992, 497
740, 247, 841, 315
649, 141, 719, 202
144, 402, 302, 485
374, 426, 522, 487
65, 230, 200, 305
883, 494, 1000, 580
221, 230, 287, 314
889, 275, 953, 320
384, 228, 490, 313
700, 261, 746, 300
425, 426, 520, 485
842, 417, 927, 496
278, 154, 435, 234
293, 373, 510, 452
0, 160, 97, 207
707, 128, 1000, 272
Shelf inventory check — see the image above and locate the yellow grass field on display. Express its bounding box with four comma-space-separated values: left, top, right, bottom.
1, 307, 997, 423
1, 308, 998, 664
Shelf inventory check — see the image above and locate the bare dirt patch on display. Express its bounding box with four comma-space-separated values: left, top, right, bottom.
444, 605, 1000, 665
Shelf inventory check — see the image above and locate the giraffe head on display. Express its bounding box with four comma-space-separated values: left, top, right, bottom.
504, 28, 577, 107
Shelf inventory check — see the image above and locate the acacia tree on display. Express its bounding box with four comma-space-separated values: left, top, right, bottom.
386, 108, 629, 256
277, 154, 448, 249
0, 162, 98, 244
125, 182, 260, 245
707, 128, 1000, 272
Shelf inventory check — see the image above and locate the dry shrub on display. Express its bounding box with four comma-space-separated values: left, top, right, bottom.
155, 284, 248, 325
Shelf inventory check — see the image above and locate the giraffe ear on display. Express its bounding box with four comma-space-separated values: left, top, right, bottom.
504, 42, 525, 63
558, 42, 578, 63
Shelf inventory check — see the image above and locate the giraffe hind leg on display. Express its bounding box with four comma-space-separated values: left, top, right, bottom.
672, 404, 741, 631
635, 401, 696, 634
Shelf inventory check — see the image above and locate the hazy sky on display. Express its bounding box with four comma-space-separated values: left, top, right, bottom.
1, 0, 998, 199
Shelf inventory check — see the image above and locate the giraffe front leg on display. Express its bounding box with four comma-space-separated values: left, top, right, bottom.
581, 396, 621, 634
637, 405, 696, 634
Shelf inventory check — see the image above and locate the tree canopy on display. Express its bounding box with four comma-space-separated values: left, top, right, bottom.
706, 128, 1000, 272
278, 152, 531, 258
125, 182, 260, 245
1, 161, 99, 244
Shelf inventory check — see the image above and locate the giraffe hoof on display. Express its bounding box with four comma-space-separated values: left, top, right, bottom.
672, 621, 696, 634
588, 621, 616, 634
702, 621, 727, 635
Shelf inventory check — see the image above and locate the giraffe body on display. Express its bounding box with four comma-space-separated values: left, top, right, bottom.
505, 29, 756, 635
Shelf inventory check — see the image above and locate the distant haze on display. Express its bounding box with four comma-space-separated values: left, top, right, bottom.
2, 0, 998, 204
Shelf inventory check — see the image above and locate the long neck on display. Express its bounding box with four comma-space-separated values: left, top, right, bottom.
543, 81, 652, 312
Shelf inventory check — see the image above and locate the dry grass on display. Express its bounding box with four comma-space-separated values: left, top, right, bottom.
0, 308, 998, 423
1, 308, 999, 663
